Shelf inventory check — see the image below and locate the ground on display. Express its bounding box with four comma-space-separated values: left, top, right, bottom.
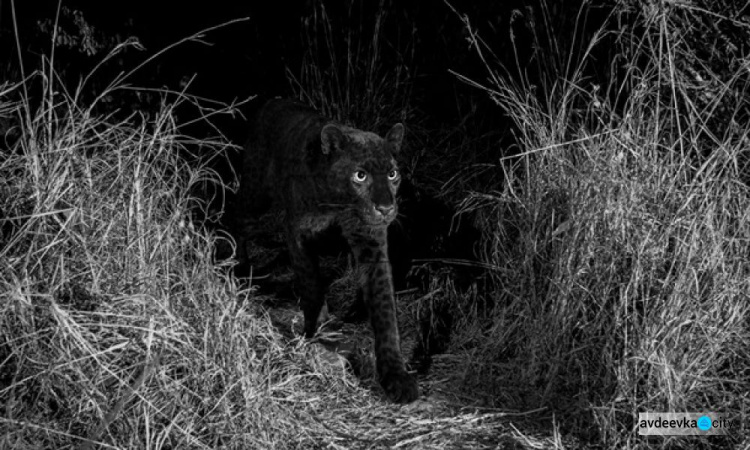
230, 211, 571, 449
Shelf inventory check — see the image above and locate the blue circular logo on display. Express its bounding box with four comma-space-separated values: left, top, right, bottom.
697, 415, 712, 431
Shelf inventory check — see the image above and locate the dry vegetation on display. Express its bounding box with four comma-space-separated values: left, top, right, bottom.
0, 70, 546, 448
1, 1, 749, 449
442, 1, 750, 448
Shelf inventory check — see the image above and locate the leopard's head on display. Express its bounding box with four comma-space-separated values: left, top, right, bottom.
321, 122, 404, 227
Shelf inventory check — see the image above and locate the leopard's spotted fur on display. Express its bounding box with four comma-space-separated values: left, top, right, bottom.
234, 99, 418, 403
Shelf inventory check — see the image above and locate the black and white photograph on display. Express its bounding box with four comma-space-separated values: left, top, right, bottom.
1, 1, 748, 448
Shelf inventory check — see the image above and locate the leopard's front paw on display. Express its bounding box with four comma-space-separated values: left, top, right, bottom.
380, 369, 419, 403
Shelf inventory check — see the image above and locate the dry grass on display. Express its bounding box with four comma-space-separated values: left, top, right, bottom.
287, 0, 417, 133
0, 50, 561, 450
4, 1, 750, 449
444, 1, 750, 448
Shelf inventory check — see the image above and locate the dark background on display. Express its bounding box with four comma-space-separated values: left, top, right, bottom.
0, 0, 619, 146
0, 0, 621, 283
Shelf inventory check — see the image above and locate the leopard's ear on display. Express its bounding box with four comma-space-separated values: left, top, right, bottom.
320, 124, 345, 155
386, 123, 404, 154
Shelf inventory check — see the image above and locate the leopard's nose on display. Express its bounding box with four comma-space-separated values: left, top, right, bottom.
375, 204, 395, 217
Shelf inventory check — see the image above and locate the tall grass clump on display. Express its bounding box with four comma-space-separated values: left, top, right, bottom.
449, 1, 750, 448
288, 0, 417, 132
0, 59, 370, 448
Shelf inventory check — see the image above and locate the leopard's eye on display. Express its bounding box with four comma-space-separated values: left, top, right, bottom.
387, 169, 399, 180
352, 170, 368, 183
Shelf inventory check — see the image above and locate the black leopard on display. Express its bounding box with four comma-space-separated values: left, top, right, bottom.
233, 98, 419, 403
